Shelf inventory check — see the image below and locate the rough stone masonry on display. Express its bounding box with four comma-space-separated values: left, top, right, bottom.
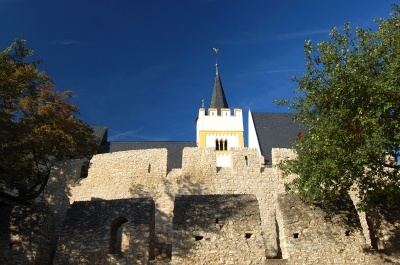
1, 147, 399, 264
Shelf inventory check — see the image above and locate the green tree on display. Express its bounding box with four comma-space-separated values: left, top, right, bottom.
0, 40, 99, 201
276, 5, 400, 213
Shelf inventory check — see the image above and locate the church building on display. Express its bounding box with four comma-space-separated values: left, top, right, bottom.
1, 59, 392, 265
196, 63, 244, 167
91, 62, 304, 169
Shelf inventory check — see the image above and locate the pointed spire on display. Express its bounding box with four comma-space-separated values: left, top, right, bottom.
210, 69, 229, 115
210, 48, 228, 115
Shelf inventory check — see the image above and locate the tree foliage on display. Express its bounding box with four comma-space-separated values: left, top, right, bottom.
0, 40, 99, 201
276, 5, 400, 213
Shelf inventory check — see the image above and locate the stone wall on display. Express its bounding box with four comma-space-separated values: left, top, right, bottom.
271, 148, 297, 166
171, 194, 266, 265
53, 198, 155, 265
230, 147, 260, 174
0, 203, 54, 265
276, 193, 387, 264
45, 159, 86, 237
182, 147, 216, 176
42, 146, 400, 264
45, 147, 295, 260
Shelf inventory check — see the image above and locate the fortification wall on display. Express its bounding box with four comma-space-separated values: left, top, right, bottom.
43, 146, 399, 264
0, 203, 54, 265
46, 159, 85, 235
53, 198, 155, 265
271, 148, 298, 166
171, 194, 266, 264
45, 147, 294, 260
275, 193, 387, 264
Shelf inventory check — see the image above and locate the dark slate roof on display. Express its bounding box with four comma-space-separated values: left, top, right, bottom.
91, 126, 108, 146
106, 141, 197, 170
209, 74, 228, 115
251, 112, 307, 165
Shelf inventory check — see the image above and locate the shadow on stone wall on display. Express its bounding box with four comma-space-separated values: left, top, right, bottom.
0, 204, 54, 265
0, 207, 13, 264
53, 198, 155, 264
275, 193, 400, 264
129, 173, 208, 262
129, 185, 168, 261
45, 158, 86, 262
171, 194, 266, 264
363, 208, 400, 264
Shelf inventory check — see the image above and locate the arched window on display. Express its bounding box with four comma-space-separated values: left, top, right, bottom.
216, 139, 220, 150
224, 140, 228, 150
219, 140, 224, 150
109, 216, 129, 254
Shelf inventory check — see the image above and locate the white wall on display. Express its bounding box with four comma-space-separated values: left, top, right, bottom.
216, 153, 230, 167
248, 109, 262, 157
196, 108, 244, 145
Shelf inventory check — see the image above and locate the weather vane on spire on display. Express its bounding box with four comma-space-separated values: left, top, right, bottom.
213, 47, 219, 74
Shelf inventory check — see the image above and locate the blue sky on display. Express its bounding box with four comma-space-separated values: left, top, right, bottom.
0, 0, 394, 143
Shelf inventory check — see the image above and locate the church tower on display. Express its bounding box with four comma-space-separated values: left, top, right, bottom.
196, 62, 244, 167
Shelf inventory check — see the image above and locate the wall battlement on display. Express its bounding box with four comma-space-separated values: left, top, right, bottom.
198, 107, 242, 118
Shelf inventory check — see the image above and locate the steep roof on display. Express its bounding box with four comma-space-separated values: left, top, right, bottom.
91, 126, 108, 145
209, 73, 228, 114
106, 141, 196, 170
251, 112, 306, 165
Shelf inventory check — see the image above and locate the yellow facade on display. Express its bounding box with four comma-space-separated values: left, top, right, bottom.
198, 130, 244, 148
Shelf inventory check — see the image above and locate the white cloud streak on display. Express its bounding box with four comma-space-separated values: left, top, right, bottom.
108, 129, 168, 141
108, 120, 168, 141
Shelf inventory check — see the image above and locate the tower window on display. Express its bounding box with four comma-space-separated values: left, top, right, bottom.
216, 139, 228, 151
245, 156, 248, 166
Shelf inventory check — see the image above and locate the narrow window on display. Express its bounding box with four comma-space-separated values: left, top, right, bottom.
80, 161, 89, 178
224, 140, 227, 150
219, 140, 223, 150
109, 216, 129, 254
216, 139, 219, 150
245, 156, 248, 166
148, 164, 151, 173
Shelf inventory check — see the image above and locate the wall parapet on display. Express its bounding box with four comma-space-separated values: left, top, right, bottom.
271, 148, 297, 165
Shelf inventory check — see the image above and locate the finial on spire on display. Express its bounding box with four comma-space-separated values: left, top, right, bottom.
213, 47, 219, 75
202, 99, 204, 108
